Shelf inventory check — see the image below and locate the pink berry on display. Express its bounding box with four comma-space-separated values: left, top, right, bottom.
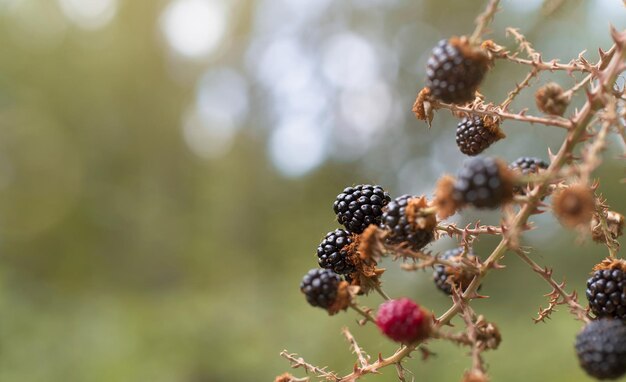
375, 298, 431, 343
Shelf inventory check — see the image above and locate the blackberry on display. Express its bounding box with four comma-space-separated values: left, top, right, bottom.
426, 37, 490, 104
382, 195, 435, 251
376, 298, 432, 344
300, 268, 341, 309
575, 318, 626, 380
333, 184, 390, 234
586, 268, 626, 320
317, 229, 355, 275
453, 157, 513, 209
433, 247, 478, 295
456, 116, 504, 156
509, 157, 548, 195
509, 157, 548, 175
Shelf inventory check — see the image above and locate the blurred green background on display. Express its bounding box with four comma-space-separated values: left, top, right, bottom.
0, 0, 624, 381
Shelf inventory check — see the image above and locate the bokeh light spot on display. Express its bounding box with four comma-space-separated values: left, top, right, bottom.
160, 0, 227, 59
322, 32, 379, 89
269, 118, 328, 177
57, 0, 118, 30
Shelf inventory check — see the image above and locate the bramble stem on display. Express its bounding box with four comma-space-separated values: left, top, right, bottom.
470, 0, 500, 44
349, 303, 376, 324
432, 101, 571, 129
374, 284, 391, 301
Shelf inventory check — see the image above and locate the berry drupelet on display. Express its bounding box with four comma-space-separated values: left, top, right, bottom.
456, 116, 505, 156
333, 184, 390, 234
586, 258, 626, 320
426, 37, 490, 104
452, 157, 513, 209
376, 298, 432, 344
381, 195, 435, 251
575, 318, 626, 380
317, 229, 355, 275
300, 268, 342, 309
433, 247, 478, 295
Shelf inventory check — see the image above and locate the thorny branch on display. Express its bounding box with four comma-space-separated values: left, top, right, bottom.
432, 99, 572, 129
280, 351, 339, 381
342, 328, 370, 369
513, 248, 590, 323
470, 0, 500, 44
281, 4, 626, 381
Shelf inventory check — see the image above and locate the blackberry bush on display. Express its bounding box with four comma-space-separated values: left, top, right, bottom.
281, 3, 626, 381
333, 185, 390, 234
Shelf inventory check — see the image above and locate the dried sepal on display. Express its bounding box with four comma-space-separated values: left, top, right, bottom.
345, 235, 385, 294
274, 373, 298, 382
434, 175, 461, 219
327, 281, 352, 315
552, 184, 595, 228
406, 196, 438, 232
358, 225, 387, 261
413, 87, 434, 126
592, 257, 626, 273
591, 210, 624, 242
482, 115, 506, 140
474, 316, 501, 350
449, 36, 492, 67
535, 82, 570, 116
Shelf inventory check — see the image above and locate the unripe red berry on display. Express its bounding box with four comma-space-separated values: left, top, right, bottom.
375, 298, 432, 344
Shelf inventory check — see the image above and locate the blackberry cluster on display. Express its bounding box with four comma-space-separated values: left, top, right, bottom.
333, 184, 390, 234
509, 157, 548, 175
382, 195, 434, 251
453, 157, 512, 209
575, 318, 626, 380
456, 116, 503, 156
300, 268, 341, 309
433, 247, 478, 295
586, 268, 626, 319
317, 229, 355, 275
426, 38, 489, 104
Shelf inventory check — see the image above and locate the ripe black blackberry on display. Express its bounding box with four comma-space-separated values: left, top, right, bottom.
300, 268, 342, 309
452, 157, 513, 209
509, 157, 548, 175
333, 184, 390, 234
426, 37, 490, 104
456, 116, 505, 156
509, 157, 548, 195
317, 229, 355, 275
381, 195, 435, 251
586, 259, 626, 320
433, 247, 478, 295
575, 318, 626, 380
